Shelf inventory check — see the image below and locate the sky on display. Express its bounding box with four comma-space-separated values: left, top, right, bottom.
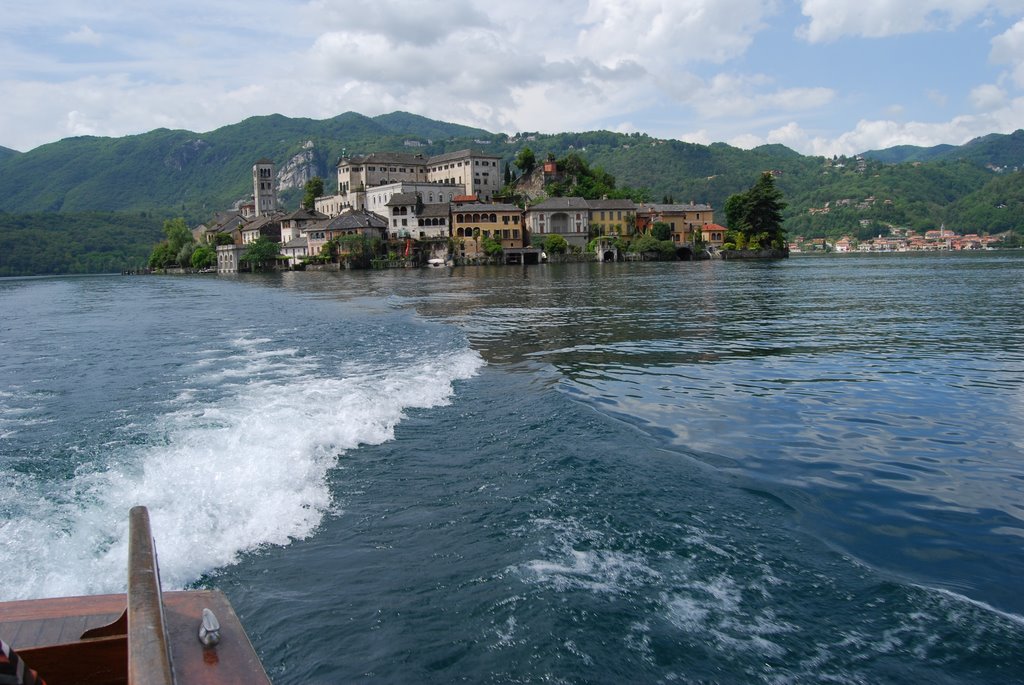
2, 0, 1024, 156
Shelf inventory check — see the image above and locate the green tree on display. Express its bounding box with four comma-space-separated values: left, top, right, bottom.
543, 234, 569, 253
176, 242, 196, 267
724, 193, 749, 234
481, 235, 503, 257
515, 147, 537, 176
302, 177, 325, 210
163, 217, 193, 255
148, 242, 174, 269
724, 173, 788, 249
214, 232, 235, 246
319, 238, 339, 261
651, 221, 672, 240
631, 234, 676, 259
240, 236, 281, 271
190, 244, 216, 269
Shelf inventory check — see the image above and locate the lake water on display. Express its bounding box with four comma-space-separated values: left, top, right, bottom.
1, 253, 1023, 683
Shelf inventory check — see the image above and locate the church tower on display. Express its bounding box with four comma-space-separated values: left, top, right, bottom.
253, 159, 277, 217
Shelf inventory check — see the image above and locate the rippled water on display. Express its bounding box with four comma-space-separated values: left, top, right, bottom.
2, 253, 1023, 683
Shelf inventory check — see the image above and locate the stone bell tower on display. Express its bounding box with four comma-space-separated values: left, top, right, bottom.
252, 158, 277, 217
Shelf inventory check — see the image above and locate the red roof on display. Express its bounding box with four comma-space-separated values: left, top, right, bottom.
453, 194, 478, 203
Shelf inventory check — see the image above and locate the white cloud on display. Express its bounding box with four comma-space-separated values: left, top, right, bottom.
927, 89, 950, 107
2, 0, 1023, 157
63, 25, 103, 46
301, 0, 492, 47
577, 0, 777, 67
991, 18, 1024, 86
797, 0, 1021, 42
759, 96, 1024, 156
690, 73, 835, 118
971, 83, 1008, 108
728, 133, 764, 149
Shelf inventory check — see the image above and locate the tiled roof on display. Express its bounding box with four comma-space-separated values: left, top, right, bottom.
340, 152, 427, 167
419, 203, 450, 218
386, 192, 419, 206
638, 202, 712, 213
242, 214, 282, 231
453, 203, 521, 213
283, 236, 308, 248
282, 208, 326, 221
324, 209, 388, 231
587, 199, 637, 210
528, 197, 591, 211
428, 148, 502, 164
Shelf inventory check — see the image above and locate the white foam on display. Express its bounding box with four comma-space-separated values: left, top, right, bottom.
917, 584, 1024, 628
0, 339, 483, 601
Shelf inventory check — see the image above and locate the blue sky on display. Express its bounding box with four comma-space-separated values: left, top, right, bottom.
2, 1, 1023, 156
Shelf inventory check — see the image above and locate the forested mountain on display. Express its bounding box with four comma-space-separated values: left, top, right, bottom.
862, 130, 1024, 168
0, 112, 1022, 275
0, 112, 492, 217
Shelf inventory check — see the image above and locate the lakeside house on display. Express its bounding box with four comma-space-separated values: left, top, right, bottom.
212, 155, 720, 273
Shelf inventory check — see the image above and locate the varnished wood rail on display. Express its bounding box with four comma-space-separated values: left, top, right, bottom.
127, 505, 175, 685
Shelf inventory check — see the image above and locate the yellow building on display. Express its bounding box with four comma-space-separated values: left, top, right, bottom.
587, 199, 637, 238
451, 200, 525, 259
636, 202, 714, 244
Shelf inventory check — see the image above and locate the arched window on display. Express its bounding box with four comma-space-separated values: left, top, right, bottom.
472, 213, 480, 222
457, 213, 465, 222
490, 213, 497, 222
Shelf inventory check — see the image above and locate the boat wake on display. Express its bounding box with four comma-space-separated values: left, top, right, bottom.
0, 333, 483, 601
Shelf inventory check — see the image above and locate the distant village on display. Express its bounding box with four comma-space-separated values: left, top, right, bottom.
791, 227, 1002, 254
196, 150, 724, 273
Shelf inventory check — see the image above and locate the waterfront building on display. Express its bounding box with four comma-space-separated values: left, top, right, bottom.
700, 223, 727, 247
240, 213, 283, 244
279, 208, 327, 244
451, 198, 525, 259
384, 193, 454, 241
304, 209, 388, 258
587, 199, 637, 238
525, 197, 592, 249
636, 202, 714, 244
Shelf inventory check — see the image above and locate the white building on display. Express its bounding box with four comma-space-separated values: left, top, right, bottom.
316, 149, 502, 216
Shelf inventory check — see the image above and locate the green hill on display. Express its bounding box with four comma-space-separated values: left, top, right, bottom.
863, 129, 1024, 168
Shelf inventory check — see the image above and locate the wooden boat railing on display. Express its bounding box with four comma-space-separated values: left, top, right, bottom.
0, 506, 272, 685
127, 505, 175, 685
